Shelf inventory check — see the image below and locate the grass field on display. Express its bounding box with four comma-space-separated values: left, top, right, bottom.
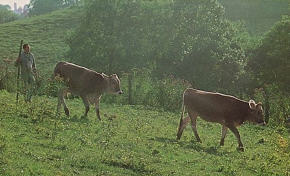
0, 4, 289, 176
0, 91, 289, 175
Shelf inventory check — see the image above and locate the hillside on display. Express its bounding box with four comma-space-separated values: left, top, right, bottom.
0, 91, 289, 175
0, 8, 82, 73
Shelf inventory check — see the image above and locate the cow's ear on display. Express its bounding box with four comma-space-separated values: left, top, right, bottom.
249, 100, 256, 110
257, 102, 263, 110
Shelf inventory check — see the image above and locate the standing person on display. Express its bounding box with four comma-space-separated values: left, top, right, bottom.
15, 43, 36, 102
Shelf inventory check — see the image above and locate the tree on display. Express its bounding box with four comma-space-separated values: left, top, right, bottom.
67, 0, 156, 74
0, 5, 11, 10
247, 16, 290, 123
154, 0, 246, 92
28, 0, 80, 16
0, 5, 19, 24
248, 16, 290, 94
67, 0, 246, 97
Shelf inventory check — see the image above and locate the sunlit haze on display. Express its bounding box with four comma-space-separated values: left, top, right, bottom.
0, 0, 30, 10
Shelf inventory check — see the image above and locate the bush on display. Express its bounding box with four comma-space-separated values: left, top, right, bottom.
102, 70, 191, 112
253, 85, 290, 127
0, 6, 19, 24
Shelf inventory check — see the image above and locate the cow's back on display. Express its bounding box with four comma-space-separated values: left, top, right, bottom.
54, 61, 87, 79
54, 62, 106, 95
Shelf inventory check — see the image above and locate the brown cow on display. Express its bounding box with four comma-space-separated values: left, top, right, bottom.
177, 88, 265, 151
54, 61, 123, 120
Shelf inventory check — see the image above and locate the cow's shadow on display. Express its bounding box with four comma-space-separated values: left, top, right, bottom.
152, 136, 229, 156
57, 114, 90, 123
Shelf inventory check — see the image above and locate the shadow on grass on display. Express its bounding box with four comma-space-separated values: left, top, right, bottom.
183, 142, 227, 156
152, 137, 230, 156
57, 115, 91, 123
102, 160, 158, 175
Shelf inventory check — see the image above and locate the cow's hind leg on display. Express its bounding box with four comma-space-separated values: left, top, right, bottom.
95, 98, 101, 120
56, 95, 62, 116
220, 125, 228, 146
177, 116, 191, 140
57, 88, 69, 116
227, 124, 244, 151
189, 111, 201, 143
80, 95, 90, 117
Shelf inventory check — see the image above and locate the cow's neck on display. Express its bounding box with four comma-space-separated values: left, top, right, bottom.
243, 103, 254, 123
102, 74, 111, 93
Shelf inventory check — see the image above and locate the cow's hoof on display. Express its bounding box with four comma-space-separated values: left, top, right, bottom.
176, 133, 182, 140
237, 146, 244, 152
64, 108, 70, 116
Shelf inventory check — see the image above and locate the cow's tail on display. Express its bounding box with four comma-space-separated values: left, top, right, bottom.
177, 91, 186, 140
179, 92, 185, 128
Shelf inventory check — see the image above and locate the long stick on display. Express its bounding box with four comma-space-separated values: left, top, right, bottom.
16, 40, 23, 103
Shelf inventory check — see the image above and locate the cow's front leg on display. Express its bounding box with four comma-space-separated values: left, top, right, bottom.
95, 98, 101, 120
189, 111, 201, 143
177, 116, 191, 140
227, 124, 244, 151
80, 95, 90, 117
220, 125, 228, 146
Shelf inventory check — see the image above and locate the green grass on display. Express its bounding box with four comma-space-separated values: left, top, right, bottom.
0, 7, 82, 73
0, 90, 289, 175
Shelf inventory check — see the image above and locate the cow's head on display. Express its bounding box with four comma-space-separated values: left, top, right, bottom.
248, 100, 265, 125
107, 74, 123, 95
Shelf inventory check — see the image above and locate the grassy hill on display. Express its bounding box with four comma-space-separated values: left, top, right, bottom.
0, 7, 82, 73
0, 90, 289, 175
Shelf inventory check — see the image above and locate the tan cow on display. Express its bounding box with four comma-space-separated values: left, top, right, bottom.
177, 88, 265, 151
54, 61, 123, 120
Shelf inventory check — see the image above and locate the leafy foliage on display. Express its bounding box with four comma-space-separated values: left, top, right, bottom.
153, 0, 246, 92
67, 0, 157, 74
0, 5, 19, 24
67, 0, 246, 93
248, 16, 290, 94
28, 0, 81, 16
